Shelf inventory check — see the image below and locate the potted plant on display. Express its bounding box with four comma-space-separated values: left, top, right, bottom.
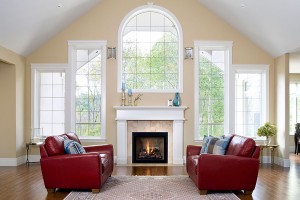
257, 122, 277, 145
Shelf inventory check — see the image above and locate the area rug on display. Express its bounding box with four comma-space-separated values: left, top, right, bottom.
64, 176, 240, 200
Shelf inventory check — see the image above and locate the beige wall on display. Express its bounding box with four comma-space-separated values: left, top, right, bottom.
26, 0, 275, 156
0, 45, 25, 160
275, 54, 290, 166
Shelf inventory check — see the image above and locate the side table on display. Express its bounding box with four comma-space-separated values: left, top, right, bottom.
259, 144, 279, 166
26, 142, 42, 166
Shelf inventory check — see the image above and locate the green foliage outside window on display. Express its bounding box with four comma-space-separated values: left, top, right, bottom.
198, 52, 225, 138
122, 30, 178, 90
76, 52, 102, 137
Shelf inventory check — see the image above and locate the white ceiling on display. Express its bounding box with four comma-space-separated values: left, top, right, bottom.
0, 0, 101, 57
198, 0, 300, 58
0, 0, 300, 58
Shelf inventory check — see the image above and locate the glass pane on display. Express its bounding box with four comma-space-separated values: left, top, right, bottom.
53, 111, 64, 123
137, 43, 151, 57
52, 73, 64, 84
40, 111, 52, 123
40, 85, 52, 97
89, 124, 101, 136
77, 50, 89, 61
76, 75, 89, 86
123, 43, 137, 57
151, 12, 164, 26
40, 98, 52, 110
53, 85, 64, 97
137, 30, 151, 43
137, 12, 150, 26
40, 73, 52, 84
40, 124, 52, 136
53, 98, 64, 110
76, 111, 89, 123
53, 124, 64, 135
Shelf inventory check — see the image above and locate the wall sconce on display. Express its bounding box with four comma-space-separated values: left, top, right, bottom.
107, 47, 116, 59
184, 47, 193, 60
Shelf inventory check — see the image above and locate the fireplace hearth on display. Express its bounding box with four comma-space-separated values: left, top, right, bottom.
132, 132, 168, 163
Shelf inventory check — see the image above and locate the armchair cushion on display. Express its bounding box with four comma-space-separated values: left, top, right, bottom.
212, 136, 231, 155
64, 139, 86, 154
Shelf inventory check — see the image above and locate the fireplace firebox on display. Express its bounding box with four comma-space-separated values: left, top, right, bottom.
132, 132, 168, 163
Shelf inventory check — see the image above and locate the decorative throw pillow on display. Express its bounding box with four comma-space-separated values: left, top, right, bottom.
200, 135, 213, 154
64, 139, 86, 154
205, 137, 220, 154
212, 136, 231, 155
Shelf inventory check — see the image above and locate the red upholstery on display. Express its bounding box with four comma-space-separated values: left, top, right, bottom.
40, 132, 114, 192
186, 134, 260, 195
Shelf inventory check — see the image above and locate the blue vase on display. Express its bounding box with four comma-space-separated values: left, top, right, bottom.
173, 92, 180, 106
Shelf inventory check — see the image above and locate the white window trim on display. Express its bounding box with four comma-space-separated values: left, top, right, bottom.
31, 63, 69, 134
68, 40, 107, 142
117, 3, 183, 93
194, 40, 233, 141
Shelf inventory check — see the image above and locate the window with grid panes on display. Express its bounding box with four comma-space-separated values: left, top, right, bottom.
75, 49, 102, 137
120, 6, 182, 92
235, 69, 267, 139
194, 41, 233, 140
39, 72, 65, 136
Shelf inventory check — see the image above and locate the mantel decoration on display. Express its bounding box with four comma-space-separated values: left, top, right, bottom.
257, 122, 277, 145
133, 94, 143, 106
173, 92, 181, 106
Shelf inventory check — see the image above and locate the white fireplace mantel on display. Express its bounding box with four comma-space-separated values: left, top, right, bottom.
114, 106, 187, 165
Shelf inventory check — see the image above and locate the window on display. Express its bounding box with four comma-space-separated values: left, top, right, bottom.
31, 64, 67, 137
118, 4, 183, 92
194, 41, 233, 140
290, 82, 300, 135
68, 41, 106, 140
32, 41, 106, 141
234, 65, 269, 139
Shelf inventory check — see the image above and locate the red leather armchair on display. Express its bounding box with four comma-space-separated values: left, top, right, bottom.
40, 132, 113, 193
186, 135, 260, 195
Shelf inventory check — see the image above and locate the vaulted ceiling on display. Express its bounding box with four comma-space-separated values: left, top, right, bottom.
1, 0, 300, 59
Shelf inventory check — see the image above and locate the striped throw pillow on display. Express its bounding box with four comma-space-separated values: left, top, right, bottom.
201, 136, 230, 155
64, 139, 86, 154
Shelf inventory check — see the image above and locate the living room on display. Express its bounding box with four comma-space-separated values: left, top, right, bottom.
1, 0, 300, 199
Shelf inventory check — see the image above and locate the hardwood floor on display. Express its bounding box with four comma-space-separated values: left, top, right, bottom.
0, 155, 300, 200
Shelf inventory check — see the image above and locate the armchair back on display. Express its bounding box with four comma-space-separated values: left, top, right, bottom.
41, 132, 81, 157
225, 135, 256, 157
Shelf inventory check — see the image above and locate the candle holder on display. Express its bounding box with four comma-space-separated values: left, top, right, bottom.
121, 88, 126, 106
128, 94, 133, 106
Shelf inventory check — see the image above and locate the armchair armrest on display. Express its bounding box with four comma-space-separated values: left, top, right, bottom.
197, 154, 259, 190
186, 145, 201, 157
84, 144, 113, 155
40, 153, 102, 189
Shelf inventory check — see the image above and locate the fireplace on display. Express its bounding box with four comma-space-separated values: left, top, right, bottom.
132, 132, 168, 163
114, 106, 187, 165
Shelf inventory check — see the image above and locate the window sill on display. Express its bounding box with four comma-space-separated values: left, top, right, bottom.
79, 137, 106, 143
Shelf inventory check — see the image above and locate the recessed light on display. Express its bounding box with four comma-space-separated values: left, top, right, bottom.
57, 4, 63, 8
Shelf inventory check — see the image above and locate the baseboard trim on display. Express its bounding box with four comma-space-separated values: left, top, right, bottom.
0, 156, 25, 166
261, 155, 290, 167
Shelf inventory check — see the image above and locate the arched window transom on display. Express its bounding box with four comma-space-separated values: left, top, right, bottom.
119, 5, 182, 92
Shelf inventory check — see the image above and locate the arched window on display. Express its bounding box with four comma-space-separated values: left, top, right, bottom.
118, 4, 183, 92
